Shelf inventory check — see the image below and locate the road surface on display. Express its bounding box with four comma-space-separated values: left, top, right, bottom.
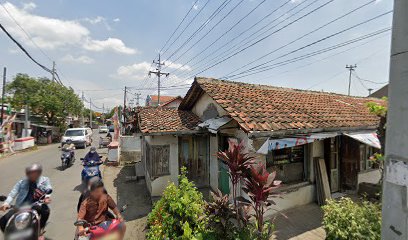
0, 131, 107, 240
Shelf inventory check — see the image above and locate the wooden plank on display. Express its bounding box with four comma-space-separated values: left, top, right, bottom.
318, 158, 332, 203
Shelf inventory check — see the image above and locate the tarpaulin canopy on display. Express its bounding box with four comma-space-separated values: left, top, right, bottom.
344, 131, 381, 149
257, 132, 339, 155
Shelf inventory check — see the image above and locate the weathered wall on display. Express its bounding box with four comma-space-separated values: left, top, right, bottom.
144, 135, 179, 197
163, 99, 182, 108
121, 135, 141, 151
191, 92, 227, 120
358, 169, 381, 185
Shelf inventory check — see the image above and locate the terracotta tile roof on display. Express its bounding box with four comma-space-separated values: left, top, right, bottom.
137, 107, 201, 134
149, 95, 178, 104
180, 77, 384, 132
161, 96, 183, 107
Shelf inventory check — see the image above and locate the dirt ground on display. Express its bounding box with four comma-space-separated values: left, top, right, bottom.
103, 165, 150, 240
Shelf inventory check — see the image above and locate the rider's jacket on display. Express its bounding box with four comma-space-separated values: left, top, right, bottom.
4, 176, 52, 207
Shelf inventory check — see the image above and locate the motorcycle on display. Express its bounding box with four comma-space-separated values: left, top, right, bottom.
81, 156, 103, 184
74, 205, 127, 240
61, 148, 75, 169
0, 189, 52, 240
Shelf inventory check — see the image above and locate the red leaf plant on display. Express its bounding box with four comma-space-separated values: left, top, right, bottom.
217, 139, 255, 226
243, 163, 281, 234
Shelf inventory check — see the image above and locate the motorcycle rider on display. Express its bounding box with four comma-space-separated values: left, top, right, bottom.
83, 146, 101, 164
62, 139, 76, 159
0, 163, 52, 232
77, 180, 125, 239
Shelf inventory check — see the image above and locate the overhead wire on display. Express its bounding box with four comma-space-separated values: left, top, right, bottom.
223, 11, 393, 80
180, 0, 336, 80
168, 0, 268, 76
222, 0, 378, 79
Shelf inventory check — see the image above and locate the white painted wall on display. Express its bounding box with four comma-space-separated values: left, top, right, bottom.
144, 135, 179, 197
163, 99, 182, 108
358, 169, 381, 185
120, 134, 141, 151
191, 92, 227, 119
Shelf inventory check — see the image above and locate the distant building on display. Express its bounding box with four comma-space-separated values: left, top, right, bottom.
369, 84, 388, 98
145, 95, 183, 108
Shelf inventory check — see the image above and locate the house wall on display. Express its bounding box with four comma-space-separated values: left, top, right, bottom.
143, 135, 179, 197
358, 169, 381, 186
163, 99, 182, 108
191, 92, 227, 120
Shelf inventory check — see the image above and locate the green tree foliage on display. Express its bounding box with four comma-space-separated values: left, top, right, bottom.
6, 74, 83, 126
146, 167, 206, 240
322, 198, 381, 240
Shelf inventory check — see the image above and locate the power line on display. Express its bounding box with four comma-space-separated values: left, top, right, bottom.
0, 1, 53, 62
353, 71, 388, 84
165, 0, 247, 70
223, 11, 392, 80
159, 0, 200, 54
163, 0, 233, 62
168, 0, 268, 76
181, 0, 335, 80
222, 0, 377, 79
161, 0, 210, 56
0, 23, 54, 75
225, 28, 391, 81
173, 0, 311, 80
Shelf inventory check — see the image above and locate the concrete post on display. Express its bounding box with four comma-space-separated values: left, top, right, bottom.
381, 0, 408, 239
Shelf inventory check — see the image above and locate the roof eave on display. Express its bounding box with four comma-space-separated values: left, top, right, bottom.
141, 129, 201, 136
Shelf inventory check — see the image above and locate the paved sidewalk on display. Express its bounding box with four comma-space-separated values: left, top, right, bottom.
271, 204, 325, 240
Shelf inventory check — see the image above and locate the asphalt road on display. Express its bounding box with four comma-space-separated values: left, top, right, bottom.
0, 131, 107, 240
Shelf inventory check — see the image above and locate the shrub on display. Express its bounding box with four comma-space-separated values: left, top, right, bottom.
146, 167, 206, 240
322, 197, 381, 240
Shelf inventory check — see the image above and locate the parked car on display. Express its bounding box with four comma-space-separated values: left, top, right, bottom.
61, 128, 92, 148
99, 125, 108, 133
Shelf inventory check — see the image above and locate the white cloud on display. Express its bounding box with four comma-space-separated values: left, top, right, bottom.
0, 2, 137, 54
22, 2, 36, 11
83, 38, 138, 55
61, 54, 95, 64
165, 61, 192, 71
116, 61, 151, 79
113, 18, 120, 22
83, 16, 105, 25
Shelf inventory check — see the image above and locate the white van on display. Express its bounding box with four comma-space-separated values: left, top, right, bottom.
61, 128, 93, 148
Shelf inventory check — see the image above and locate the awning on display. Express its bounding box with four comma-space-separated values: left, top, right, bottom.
344, 131, 381, 149
197, 116, 232, 134
257, 132, 339, 155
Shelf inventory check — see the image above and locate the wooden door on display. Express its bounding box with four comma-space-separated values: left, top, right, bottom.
340, 136, 360, 190
179, 136, 209, 188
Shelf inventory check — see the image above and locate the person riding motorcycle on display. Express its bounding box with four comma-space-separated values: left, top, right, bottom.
0, 163, 52, 232
62, 139, 76, 158
83, 147, 101, 164
77, 180, 125, 239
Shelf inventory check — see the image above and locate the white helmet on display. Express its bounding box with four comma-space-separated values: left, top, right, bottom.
26, 163, 43, 174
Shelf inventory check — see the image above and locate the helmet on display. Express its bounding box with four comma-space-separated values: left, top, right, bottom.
26, 163, 42, 174
66, 139, 72, 144
90, 146, 96, 152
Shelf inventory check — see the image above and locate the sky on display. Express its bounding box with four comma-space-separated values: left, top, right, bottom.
0, 0, 393, 110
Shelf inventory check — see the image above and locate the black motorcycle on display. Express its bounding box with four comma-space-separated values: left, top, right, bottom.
0, 189, 52, 240
61, 148, 75, 169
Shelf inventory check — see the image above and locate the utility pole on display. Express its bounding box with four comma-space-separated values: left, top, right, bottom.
89, 98, 92, 129
1, 67, 6, 125
123, 86, 127, 125
102, 103, 105, 124
346, 64, 357, 96
81, 91, 85, 127
149, 54, 169, 106
52, 61, 56, 82
135, 93, 141, 106
382, 0, 408, 239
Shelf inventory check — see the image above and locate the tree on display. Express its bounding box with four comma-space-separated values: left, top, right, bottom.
7, 74, 83, 127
